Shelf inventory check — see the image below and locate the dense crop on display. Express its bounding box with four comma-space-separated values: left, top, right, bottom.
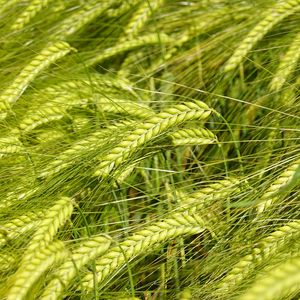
0, 1, 299, 299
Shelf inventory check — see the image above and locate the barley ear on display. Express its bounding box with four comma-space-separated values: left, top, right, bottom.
224, 0, 300, 72
37, 121, 133, 179
94, 100, 211, 177
18, 99, 70, 133
269, 30, 300, 91
0, 136, 24, 159
0, 41, 75, 120
169, 128, 216, 146
10, 0, 55, 31
216, 220, 300, 295
0, 253, 16, 273
0, 0, 20, 16
0, 211, 44, 248
80, 213, 207, 292
122, 0, 165, 40
86, 33, 173, 67
22, 197, 73, 262
51, 1, 112, 39
6, 241, 67, 300
40, 235, 111, 300
257, 158, 300, 214
238, 255, 300, 300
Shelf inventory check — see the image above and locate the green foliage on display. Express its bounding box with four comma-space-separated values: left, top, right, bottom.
0, 0, 299, 299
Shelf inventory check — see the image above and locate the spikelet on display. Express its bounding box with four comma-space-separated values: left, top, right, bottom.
0, 41, 74, 120
40, 235, 111, 300
224, 0, 300, 72
10, 0, 55, 31
6, 240, 67, 300
269, 30, 300, 91
94, 100, 211, 177
80, 213, 206, 291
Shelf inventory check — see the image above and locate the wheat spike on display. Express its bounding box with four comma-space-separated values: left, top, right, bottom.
18, 100, 70, 133
167, 178, 240, 206
0, 187, 39, 211
95, 98, 153, 119
37, 121, 134, 179
178, 178, 240, 210
0, 211, 44, 248
0, 0, 21, 17
41, 74, 140, 102
51, 0, 113, 39
0, 253, 16, 272
0, 136, 24, 159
